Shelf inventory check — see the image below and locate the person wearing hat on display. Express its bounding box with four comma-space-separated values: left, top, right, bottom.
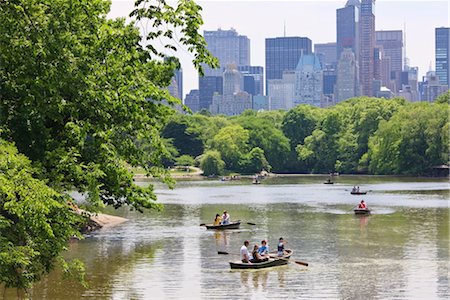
221, 210, 230, 225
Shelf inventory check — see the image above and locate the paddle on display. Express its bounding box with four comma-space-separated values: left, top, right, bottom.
246, 222, 256, 225
199, 223, 206, 226
269, 254, 309, 266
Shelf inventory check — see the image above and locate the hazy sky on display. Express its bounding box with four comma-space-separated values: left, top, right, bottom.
110, 0, 449, 97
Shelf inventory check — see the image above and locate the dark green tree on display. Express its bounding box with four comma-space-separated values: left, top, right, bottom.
199, 150, 225, 176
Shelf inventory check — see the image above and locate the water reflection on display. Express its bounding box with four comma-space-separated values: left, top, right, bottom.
4, 177, 449, 299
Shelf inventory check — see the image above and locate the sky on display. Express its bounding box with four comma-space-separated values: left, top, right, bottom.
110, 0, 450, 98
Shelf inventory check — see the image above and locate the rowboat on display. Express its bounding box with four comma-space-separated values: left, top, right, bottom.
323, 181, 334, 184
354, 208, 370, 215
350, 191, 367, 195
229, 250, 293, 269
205, 221, 241, 230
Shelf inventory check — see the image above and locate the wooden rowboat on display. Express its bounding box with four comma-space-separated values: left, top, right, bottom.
350, 191, 367, 195
354, 208, 370, 215
205, 221, 240, 230
229, 250, 293, 269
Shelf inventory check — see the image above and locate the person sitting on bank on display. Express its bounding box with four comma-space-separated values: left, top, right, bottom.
358, 200, 367, 209
250, 244, 269, 263
221, 210, 230, 225
240, 240, 251, 263
213, 214, 222, 226
277, 237, 286, 257
258, 240, 270, 256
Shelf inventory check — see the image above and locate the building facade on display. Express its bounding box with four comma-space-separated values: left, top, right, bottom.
314, 42, 337, 68
435, 27, 450, 87
294, 54, 323, 107
184, 89, 200, 112
267, 71, 295, 110
335, 48, 360, 102
376, 30, 403, 92
336, 0, 360, 62
238, 65, 264, 96
359, 0, 375, 96
265, 36, 312, 94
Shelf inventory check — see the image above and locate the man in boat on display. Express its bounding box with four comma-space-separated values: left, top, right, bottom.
358, 200, 367, 209
352, 186, 357, 193
240, 240, 251, 263
213, 214, 222, 226
221, 210, 230, 225
258, 240, 269, 256
277, 237, 286, 257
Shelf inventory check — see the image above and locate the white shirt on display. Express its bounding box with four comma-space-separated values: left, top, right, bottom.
240, 245, 250, 261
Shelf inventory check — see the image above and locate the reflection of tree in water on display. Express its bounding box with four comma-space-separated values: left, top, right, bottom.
22, 240, 162, 299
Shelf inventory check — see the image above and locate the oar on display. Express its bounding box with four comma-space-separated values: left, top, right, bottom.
269, 253, 309, 266
199, 223, 206, 226
218, 251, 239, 255
246, 222, 256, 225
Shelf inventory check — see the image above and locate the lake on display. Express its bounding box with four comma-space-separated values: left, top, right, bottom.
4, 175, 449, 299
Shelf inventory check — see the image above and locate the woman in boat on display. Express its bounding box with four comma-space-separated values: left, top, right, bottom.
213, 214, 222, 226
358, 200, 367, 209
250, 244, 268, 263
221, 210, 230, 225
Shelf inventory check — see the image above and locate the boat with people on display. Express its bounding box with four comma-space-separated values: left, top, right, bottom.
323, 179, 334, 184
229, 249, 293, 269
351, 191, 367, 195
354, 208, 371, 215
205, 221, 241, 230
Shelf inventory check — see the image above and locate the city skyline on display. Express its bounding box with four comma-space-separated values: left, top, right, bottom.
110, 0, 449, 98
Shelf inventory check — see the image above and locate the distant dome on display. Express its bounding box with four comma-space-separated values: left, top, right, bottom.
345, 0, 360, 8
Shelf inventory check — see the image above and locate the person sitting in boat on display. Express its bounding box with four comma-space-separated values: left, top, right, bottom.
277, 237, 286, 257
213, 214, 222, 226
240, 240, 251, 263
258, 240, 269, 256
352, 186, 357, 193
250, 244, 269, 263
358, 200, 367, 209
221, 210, 230, 225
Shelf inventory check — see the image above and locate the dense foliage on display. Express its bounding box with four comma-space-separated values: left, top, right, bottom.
0, 0, 216, 290
0, 140, 84, 290
163, 97, 449, 176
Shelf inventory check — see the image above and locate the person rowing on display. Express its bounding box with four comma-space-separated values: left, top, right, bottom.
358, 200, 367, 209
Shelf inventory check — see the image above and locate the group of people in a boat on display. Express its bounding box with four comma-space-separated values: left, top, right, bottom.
240, 237, 287, 263
213, 210, 231, 226
352, 186, 361, 193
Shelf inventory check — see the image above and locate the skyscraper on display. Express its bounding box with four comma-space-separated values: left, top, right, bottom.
294, 54, 323, 107
265, 37, 312, 94
376, 30, 403, 92
435, 27, 450, 87
359, 0, 375, 96
336, 0, 360, 62
238, 65, 264, 96
336, 48, 360, 102
199, 28, 250, 109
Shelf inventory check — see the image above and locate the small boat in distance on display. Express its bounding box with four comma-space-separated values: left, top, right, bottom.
205, 221, 241, 230
351, 191, 367, 195
229, 250, 293, 269
324, 178, 334, 184
354, 208, 370, 215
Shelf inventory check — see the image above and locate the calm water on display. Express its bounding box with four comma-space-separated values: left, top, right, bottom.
4, 176, 449, 299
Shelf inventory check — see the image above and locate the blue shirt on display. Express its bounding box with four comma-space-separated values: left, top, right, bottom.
258, 245, 269, 254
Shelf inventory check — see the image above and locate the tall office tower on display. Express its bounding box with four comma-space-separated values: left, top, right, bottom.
267, 71, 295, 110
314, 43, 337, 68
435, 27, 450, 87
398, 66, 420, 101
376, 30, 403, 92
336, 0, 360, 62
203, 28, 250, 76
294, 54, 323, 107
265, 37, 312, 94
200, 28, 250, 109
359, 0, 375, 96
335, 48, 360, 102
184, 89, 200, 113
238, 65, 264, 96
